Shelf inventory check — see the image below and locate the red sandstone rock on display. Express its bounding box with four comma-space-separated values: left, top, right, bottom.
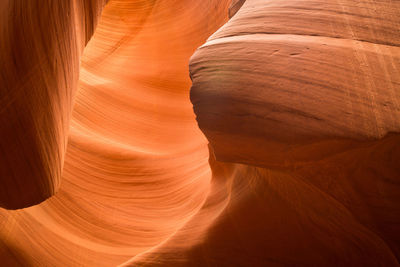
0, 0, 231, 265
0, 0, 106, 209
1, 0, 399, 266
185, 0, 400, 265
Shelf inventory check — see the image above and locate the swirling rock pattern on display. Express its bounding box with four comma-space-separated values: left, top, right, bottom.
0, 0, 230, 266
1, 0, 400, 266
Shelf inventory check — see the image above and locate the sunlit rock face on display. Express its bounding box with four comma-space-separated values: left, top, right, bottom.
0, 0, 230, 266
1, 0, 400, 266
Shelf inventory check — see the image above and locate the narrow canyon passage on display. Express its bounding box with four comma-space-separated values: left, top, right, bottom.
1, 1, 231, 266
1, 0, 400, 266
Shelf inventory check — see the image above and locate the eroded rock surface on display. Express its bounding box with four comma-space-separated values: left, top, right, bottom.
185, 0, 400, 265
1, 0, 399, 266
0, 0, 107, 209
0, 0, 231, 266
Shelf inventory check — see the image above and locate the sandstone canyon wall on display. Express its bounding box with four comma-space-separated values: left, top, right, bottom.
0, 0, 230, 265
1, 0, 400, 266
0, 0, 107, 209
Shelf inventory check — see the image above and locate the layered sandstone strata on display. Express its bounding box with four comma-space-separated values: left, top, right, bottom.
185, 0, 400, 265
0, 1, 231, 266
0, 0, 399, 266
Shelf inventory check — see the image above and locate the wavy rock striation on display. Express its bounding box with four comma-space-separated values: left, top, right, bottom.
1, 0, 400, 266
0, 0, 107, 209
186, 0, 400, 265
0, 0, 230, 266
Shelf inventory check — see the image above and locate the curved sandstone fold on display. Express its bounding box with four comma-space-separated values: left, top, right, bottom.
0, 0, 107, 209
184, 0, 400, 265
0, 0, 399, 266
0, 1, 232, 266
190, 0, 400, 167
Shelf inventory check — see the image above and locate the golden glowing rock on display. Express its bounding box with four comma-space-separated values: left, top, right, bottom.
1, 0, 400, 266
0, 0, 230, 265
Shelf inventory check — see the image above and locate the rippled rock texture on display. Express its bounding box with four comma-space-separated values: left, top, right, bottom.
1, 0, 400, 266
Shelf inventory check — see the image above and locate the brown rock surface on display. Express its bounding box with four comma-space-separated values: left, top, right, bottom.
182, 0, 400, 265
0, 0, 231, 266
191, 0, 400, 168
229, 0, 246, 18
0, 0, 107, 209
1, 0, 400, 266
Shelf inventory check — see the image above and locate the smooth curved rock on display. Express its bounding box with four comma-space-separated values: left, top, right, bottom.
104, 0, 400, 265
1, 0, 399, 266
0, 0, 231, 265
0, 0, 106, 209
190, 0, 400, 168
185, 0, 400, 265
123, 151, 400, 266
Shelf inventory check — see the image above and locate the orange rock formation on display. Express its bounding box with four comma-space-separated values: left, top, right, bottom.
0, 0, 107, 209
1, 0, 400, 266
